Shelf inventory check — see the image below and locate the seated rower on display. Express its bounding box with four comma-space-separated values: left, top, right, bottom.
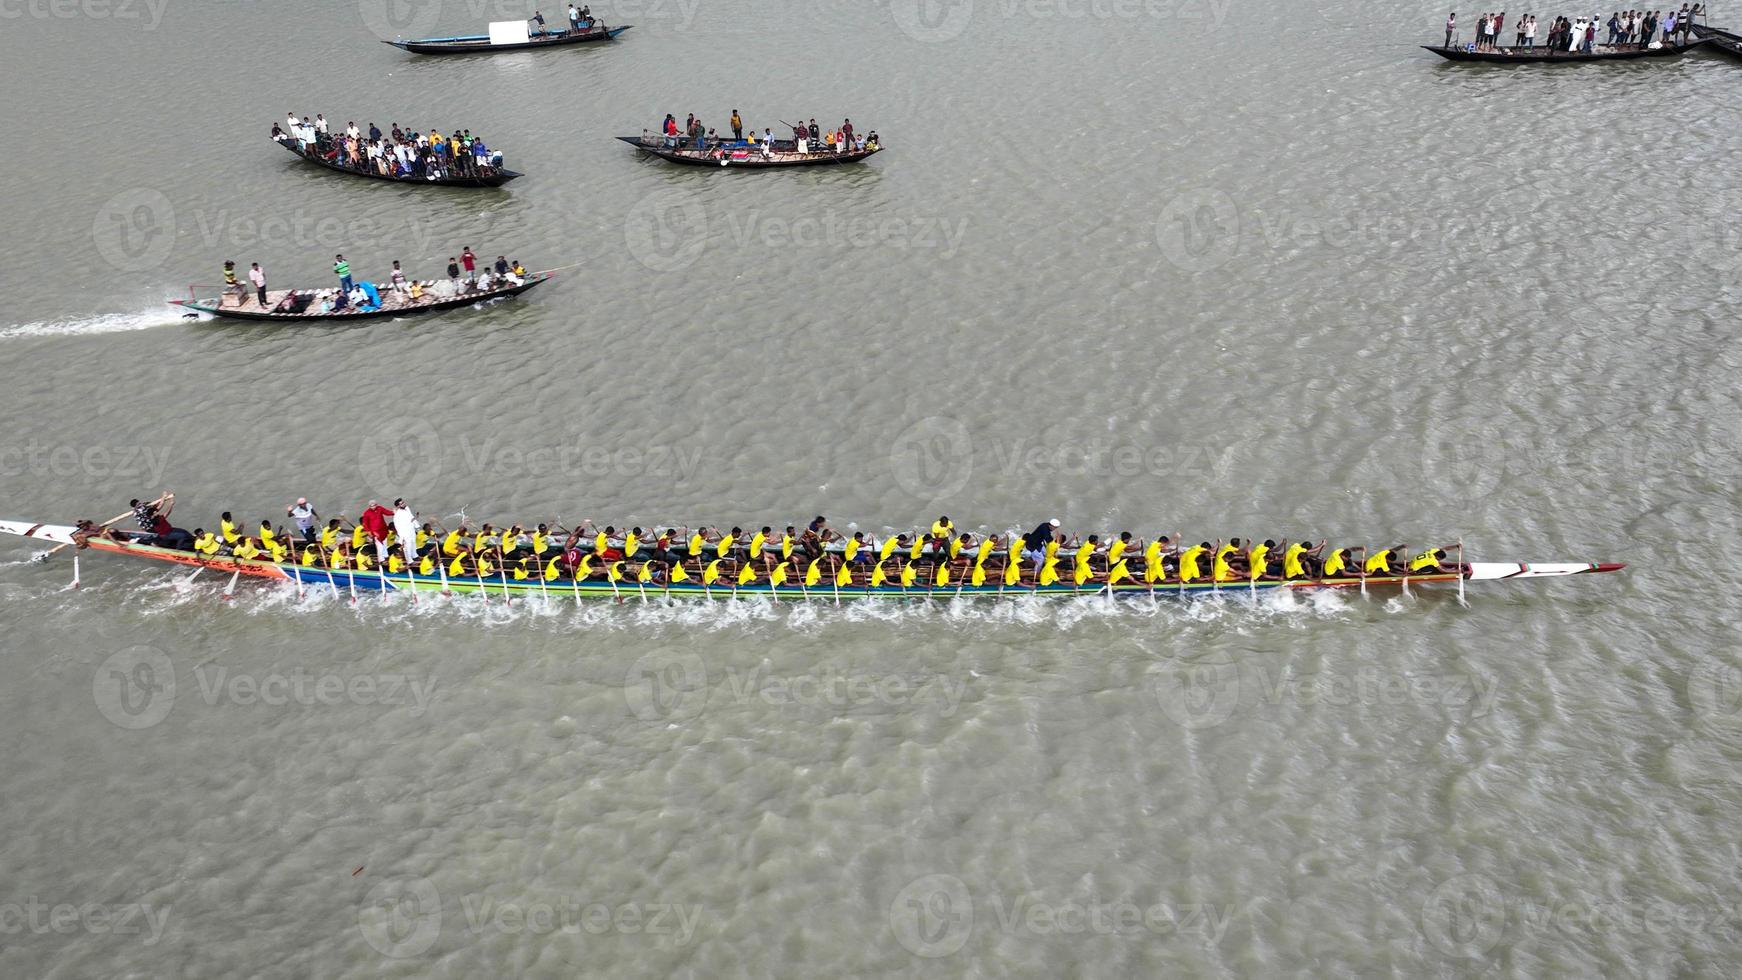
1282, 539, 1325, 580
1212, 545, 1239, 584
1408, 546, 1452, 575
1248, 539, 1274, 582
1322, 545, 1354, 578
1364, 545, 1404, 577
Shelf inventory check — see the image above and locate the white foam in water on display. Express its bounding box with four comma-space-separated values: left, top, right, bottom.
0, 307, 185, 340
30, 572, 1395, 634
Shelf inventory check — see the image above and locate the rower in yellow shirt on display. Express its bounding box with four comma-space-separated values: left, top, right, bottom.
1107, 532, 1130, 570
1364, 545, 1402, 576
1212, 547, 1238, 583
321, 520, 342, 552
688, 529, 707, 559
879, 534, 902, 562
442, 527, 465, 557
1323, 546, 1351, 578
1247, 540, 1273, 582
220, 512, 241, 545
235, 538, 261, 560
1409, 547, 1448, 574
929, 516, 953, 539
1283, 541, 1310, 580
749, 527, 769, 562
1179, 542, 1209, 583
843, 534, 863, 564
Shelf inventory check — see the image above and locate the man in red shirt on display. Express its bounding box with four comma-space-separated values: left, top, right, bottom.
460, 247, 477, 283
360, 500, 394, 563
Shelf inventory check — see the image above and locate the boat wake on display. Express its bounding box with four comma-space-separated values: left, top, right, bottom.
0, 307, 183, 340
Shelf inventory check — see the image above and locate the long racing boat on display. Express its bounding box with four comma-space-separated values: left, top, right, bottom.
0, 517, 1623, 605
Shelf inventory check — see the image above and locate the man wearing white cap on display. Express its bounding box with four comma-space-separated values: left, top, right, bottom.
1021, 518, 1061, 569
287, 497, 319, 545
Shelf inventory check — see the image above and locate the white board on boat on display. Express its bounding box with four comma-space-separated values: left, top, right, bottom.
489, 20, 530, 45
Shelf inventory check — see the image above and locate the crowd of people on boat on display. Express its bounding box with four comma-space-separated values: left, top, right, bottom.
216, 249, 529, 313
270, 112, 506, 181
650, 112, 879, 156
87, 498, 1461, 590
1449, 4, 1701, 50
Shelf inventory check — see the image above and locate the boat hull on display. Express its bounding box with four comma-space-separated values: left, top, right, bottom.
617, 136, 881, 168
169, 272, 551, 323
1421, 38, 1708, 62
277, 139, 521, 188
386, 25, 629, 54
0, 521, 1623, 602
1691, 24, 1742, 58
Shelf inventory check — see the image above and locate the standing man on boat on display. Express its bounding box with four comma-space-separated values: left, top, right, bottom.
248, 263, 266, 307
287, 498, 319, 544
1445, 11, 1456, 46
730, 110, 743, 141
360, 500, 393, 564
334, 254, 352, 294
461, 247, 477, 283
1022, 519, 1060, 570
392, 499, 419, 568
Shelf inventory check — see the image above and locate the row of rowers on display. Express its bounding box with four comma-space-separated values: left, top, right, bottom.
182, 508, 1460, 585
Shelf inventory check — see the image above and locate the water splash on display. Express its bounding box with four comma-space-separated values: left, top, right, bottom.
0, 307, 183, 340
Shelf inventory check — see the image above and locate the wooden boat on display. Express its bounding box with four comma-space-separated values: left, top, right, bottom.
1691, 23, 1742, 57
384, 22, 629, 54
275, 137, 521, 188
1421, 37, 1709, 62
168, 272, 552, 323
0, 516, 1623, 606
617, 134, 882, 169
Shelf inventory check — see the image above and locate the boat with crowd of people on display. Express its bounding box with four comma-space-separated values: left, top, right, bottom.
170, 257, 551, 323
271, 116, 521, 188
1422, 36, 1708, 61
0, 498, 1624, 604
